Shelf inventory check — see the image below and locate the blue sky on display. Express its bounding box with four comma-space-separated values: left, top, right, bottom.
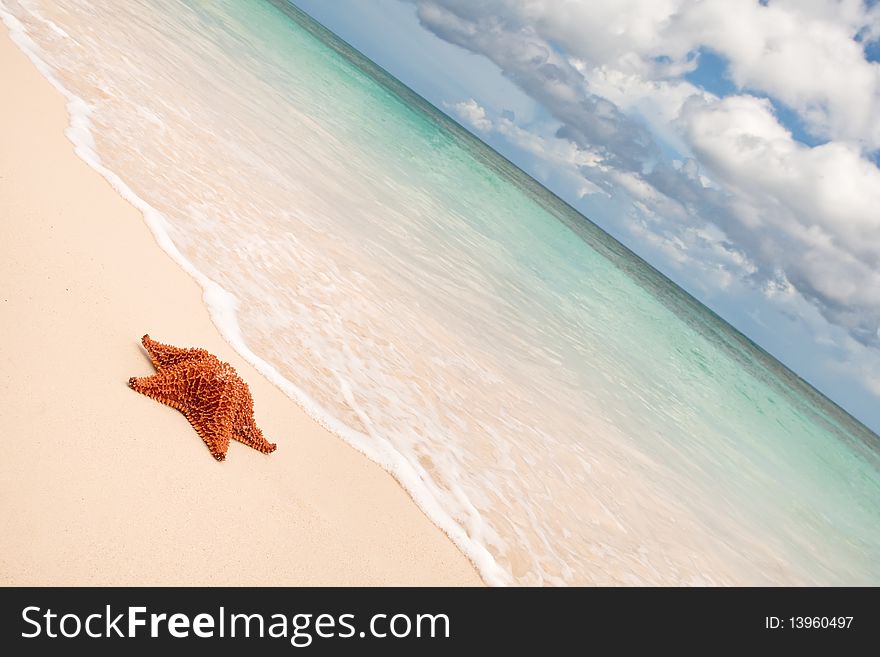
292, 0, 880, 433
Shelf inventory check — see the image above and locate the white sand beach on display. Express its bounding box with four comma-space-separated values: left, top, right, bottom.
0, 26, 482, 586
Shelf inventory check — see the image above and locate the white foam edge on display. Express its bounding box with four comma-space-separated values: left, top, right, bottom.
1, 6, 509, 586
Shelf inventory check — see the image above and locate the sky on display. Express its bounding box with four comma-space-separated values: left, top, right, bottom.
291, 0, 880, 434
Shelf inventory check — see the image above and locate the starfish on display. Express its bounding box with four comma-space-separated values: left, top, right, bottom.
128, 334, 277, 461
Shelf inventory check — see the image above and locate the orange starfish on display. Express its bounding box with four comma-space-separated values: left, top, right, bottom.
128, 334, 277, 461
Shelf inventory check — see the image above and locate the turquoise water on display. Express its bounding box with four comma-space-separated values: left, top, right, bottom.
3, 0, 879, 584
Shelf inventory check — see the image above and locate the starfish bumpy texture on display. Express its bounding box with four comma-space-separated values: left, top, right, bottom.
128, 334, 277, 461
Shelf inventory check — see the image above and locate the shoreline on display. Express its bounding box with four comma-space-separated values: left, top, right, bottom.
0, 23, 483, 586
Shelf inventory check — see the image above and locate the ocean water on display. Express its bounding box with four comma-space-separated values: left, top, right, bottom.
3, 0, 879, 585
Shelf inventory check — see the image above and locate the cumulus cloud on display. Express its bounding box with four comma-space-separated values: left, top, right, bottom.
408, 0, 880, 350
665, 0, 880, 147
682, 94, 880, 343
415, 0, 880, 146
449, 98, 493, 131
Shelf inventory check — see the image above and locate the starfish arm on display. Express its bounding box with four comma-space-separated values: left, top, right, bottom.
141, 334, 209, 371
190, 411, 232, 462
179, 381, 236, 462
234, 414, 277, 454
128, 366, 234, 461
128, 369, 187, 413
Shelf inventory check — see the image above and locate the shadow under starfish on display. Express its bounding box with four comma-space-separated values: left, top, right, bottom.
128, 334, 277, 461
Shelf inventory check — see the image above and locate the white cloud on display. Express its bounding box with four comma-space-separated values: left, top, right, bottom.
417, 0, 880, 147
448, 98, 493, 131
682, 94, 880, 341
667, 0, 880, 147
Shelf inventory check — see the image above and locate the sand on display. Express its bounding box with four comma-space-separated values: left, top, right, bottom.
0, 26, 482, 586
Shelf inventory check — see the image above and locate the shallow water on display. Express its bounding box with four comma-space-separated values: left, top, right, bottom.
3, 0, 879, 585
